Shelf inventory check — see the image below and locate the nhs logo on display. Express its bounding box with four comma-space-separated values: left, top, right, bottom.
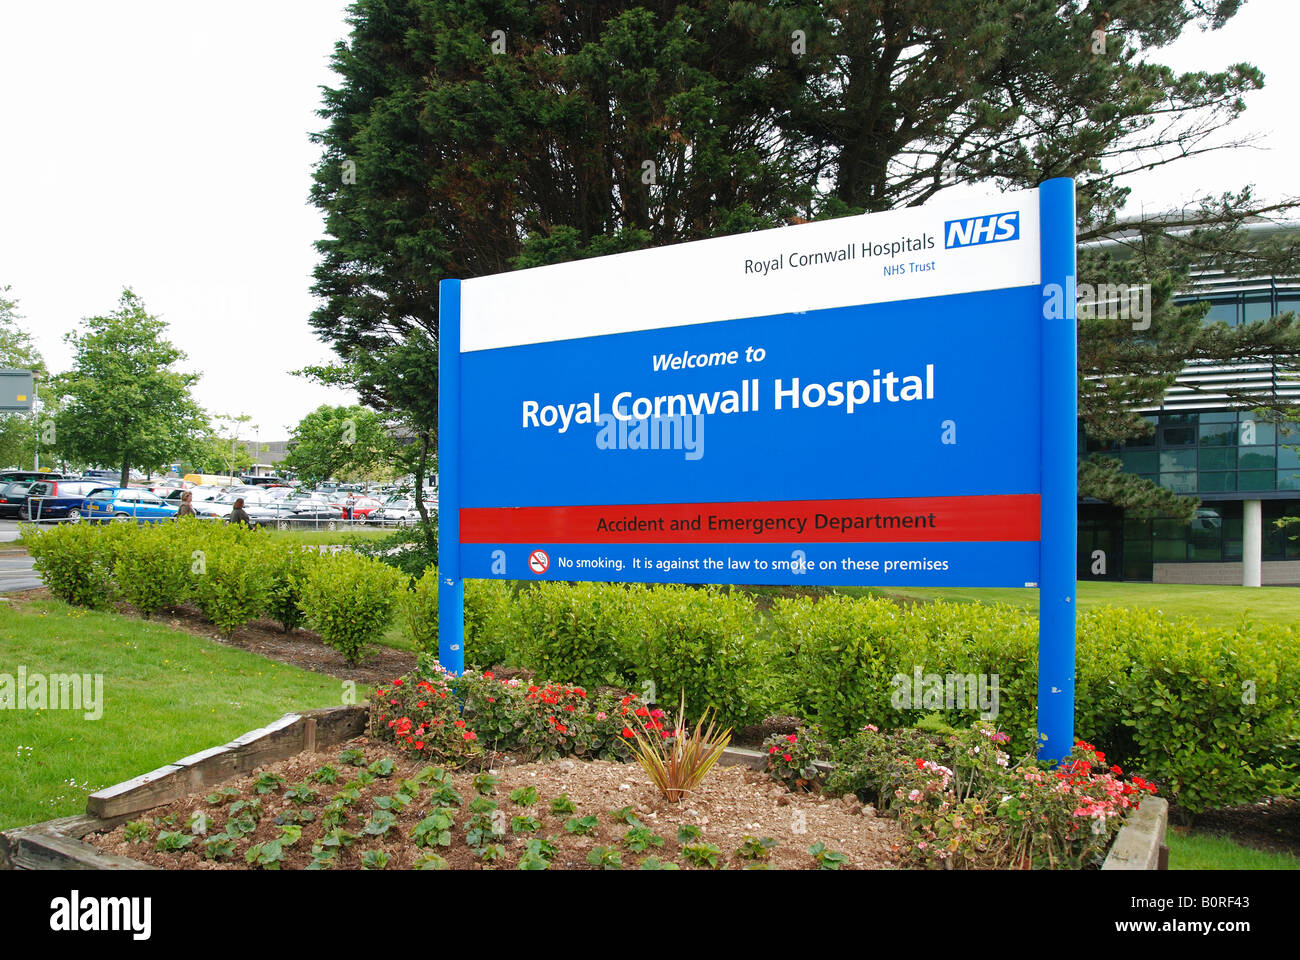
944, 211, 1019, 249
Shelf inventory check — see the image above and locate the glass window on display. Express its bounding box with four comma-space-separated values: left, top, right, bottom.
1124, 518, 1152, 539
1153, 540, 1187, 563
1160, 450, 1197, 472
1238, 421, 1275, 446
1153, 519, 1188, 540
1123, 540, 1152, 580
1159, 472, 1197, 493
1198, 422, 1236, 446
1198, 411, 1238, 424
1239, 470, 1276, 491
1243, 296, 1273, 324
1121, 451, 1158, 473
1224, 538, 1243, 561
1198, 472, 1236, 492
1238, 448, 1277, 470
1278, 294, 1300, 316
1201, 300, 1239, 327
1199, 448, 1235, 471
1278, 471, 1300, 491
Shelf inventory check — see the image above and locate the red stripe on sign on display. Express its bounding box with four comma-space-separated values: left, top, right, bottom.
460, 494, 1040, 544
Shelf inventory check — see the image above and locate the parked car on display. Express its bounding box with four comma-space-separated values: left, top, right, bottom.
150, 478, 193, 497
267, 496, 345, 528
371, 498, 421, 526
82, 488, 179, 523
162, 485, 225, 506
0, 481, 34, 518
239, 474, 289, 487
0, 470, 76, 484
19, 480, 110, 522
333, 494, 382, 520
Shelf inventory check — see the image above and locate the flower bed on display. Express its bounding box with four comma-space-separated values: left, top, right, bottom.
762, 720, 1159, 869
84, 736, 898, 870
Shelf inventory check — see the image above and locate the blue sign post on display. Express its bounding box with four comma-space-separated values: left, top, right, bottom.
439, 179, 1077, 757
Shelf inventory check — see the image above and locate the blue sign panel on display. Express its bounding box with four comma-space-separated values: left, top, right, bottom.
440, 180, 1078, 757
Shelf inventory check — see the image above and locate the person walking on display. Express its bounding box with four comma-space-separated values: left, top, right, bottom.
227, 497, 253, 527
175, 490, 195, 519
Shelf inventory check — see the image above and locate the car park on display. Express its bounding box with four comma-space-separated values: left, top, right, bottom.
82, 488, 179, 523
19, 479, 109, 522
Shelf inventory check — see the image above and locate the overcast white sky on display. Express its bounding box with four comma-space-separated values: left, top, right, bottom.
0, 0, 1296, 439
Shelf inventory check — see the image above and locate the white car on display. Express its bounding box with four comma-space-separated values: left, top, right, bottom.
372, 498, 423, 526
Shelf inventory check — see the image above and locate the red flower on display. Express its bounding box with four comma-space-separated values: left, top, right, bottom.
414, 740, 425, 750
556, 723, 567, 734
463, 731, 477, 741
484, 671, 494, 679
769, 745, 778, 754
622, 727, 635, 738
635, 706, 650, 717
393, 679, 403, 686
782, 753, 792, 762
454, 719, 466, 728
786, 734, 797, 743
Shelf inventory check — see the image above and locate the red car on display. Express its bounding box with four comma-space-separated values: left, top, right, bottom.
334, 495, 382, 520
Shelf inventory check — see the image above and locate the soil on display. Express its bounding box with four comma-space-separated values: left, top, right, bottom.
86, 737, 901, 870
731, 715, 804, 749
1173, 797, 1300, 859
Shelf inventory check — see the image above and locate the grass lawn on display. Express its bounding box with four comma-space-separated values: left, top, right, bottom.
258, 525, 394, 546
0, 596, 353, 831
835, 582, 1300, 628
1167, 831, 1300, 870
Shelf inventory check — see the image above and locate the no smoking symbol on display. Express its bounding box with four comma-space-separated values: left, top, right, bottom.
528, 549, 550, 575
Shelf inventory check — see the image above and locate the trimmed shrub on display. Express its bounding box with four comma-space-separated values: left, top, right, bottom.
517, 581, 647, 690
464, 579, 521, 669
1076, 608, 1300, 816
403, 566, 439, 654
633, 585, 765, 730
23, 522, 116, 608
258, 542, 317, 634
300, 551, 406, 664
769, 594, 903, 740
113, 523, 190, 616
190, 542, 271, 636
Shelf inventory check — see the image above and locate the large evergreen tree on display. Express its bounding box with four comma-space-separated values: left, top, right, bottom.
309, 0, 1300, 520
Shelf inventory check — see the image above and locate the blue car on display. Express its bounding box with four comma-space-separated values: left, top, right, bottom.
82, 487, 179, 523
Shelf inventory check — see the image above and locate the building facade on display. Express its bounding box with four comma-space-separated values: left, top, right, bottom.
1077, 251, 1300, 584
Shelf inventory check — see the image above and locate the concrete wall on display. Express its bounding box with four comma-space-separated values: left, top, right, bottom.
1153, 560, 1300, 586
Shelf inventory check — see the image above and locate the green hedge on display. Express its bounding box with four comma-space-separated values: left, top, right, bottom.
17, 519, 1299, 814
